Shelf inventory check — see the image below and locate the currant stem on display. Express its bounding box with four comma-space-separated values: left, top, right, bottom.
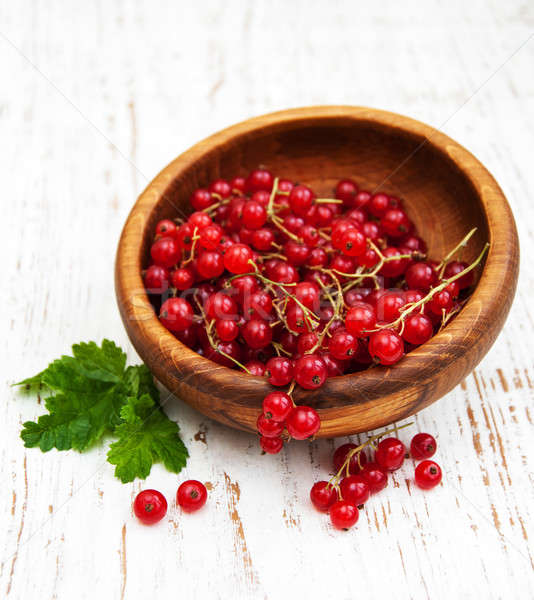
377, 242, 490, 332
315, 198, 343, 204
328, 422, 413, 486
436, 227, 477, 276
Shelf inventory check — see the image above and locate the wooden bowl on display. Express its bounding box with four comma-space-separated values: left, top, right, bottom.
115, 106, 519, 438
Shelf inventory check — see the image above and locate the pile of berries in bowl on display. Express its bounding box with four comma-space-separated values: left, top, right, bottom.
143, 168, 487, 452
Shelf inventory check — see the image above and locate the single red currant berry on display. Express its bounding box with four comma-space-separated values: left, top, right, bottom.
335, 178, 359, 205
155, 219, 177, 237
294, 354, 327, 389
144, 265, 169, 293
360, 462, 388, 493
230, 176, 246, 194
170, 267, 194, 291
402, 313, 433, 345
262, 391, 293, 422
328, 329, 358, 360
133, 489, 168, 525
379, 247, 410, 278
224, 243, 254, 274
260, 435, 284, 454
375, 291, 406, 322
380, 208, 413, 238
188, 211, 213, 230
288, 185, 315, 216
251, 228, 275, 251
245, 360, 266, 377
196, 251, 224, 279
257, 413, 285, 437
331, 219, 357, 250
190, 188, 214, 211
177, 480, 208, 512
209, 179, 232, 198
151, 236, 180, 268
429, 289, 453, 315
176, 223, 194, 250
345, 302, 376, 338
329, 500, 359, 530
410, 433, 437, 460
286, 406, 320, 439
199, 224, 223, 250
242, 201, 267, 230
246, 169, 274, 193
241, 319, 272, 349
265, 357, 293, 387
355, 190, 371, 208
310, 481, 338, 512
339, 475, 370, 506
340, 227, 366, 257
368, 329, 404, 365
333, 444, 368, 475
375, 437, 406, 471
159, 298, 194, 332
445, 280, 460, 299
414, 460, 442, 490
444, 260, 474, 289
405, 262, 437, 291
216, 318, 239, 342
368, 193, 390, 217
205, 291, 238, 320
244, 290, 273, 320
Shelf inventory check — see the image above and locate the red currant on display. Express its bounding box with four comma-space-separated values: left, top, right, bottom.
414, 460, 442, 490
329, 500, 359, 530
402, 313, 433, 345
294, 354, 327, 389
375, 437, 406, 471
360, 462, 388, 493
265, 357, 293, 386
263, 391, 293, 421
310, 481, 338, 512
345, 303, 376, 338
159, 298, 194, 332
144, 265, 169, 293
410, 433, 437, 460
133, 489, 167, 525
177, 480, 208, 512
339, 475, 370, 506
368, 329, 404, 365
151, 236, 180, 268
224, 243, 254, 274
260, 435, 284, 454
333, 444, 368, 475
257, 413, 285, 437
241, 319, 272, 349
286, 406, 320, 439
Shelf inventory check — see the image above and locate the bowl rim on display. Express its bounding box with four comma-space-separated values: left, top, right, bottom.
115, 105, 519, 408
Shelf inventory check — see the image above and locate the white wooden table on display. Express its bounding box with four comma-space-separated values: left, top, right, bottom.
1, 2, 533, 598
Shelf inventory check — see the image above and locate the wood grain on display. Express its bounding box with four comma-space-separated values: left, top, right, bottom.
1, 2, 533, 599
116, 106, 519, 437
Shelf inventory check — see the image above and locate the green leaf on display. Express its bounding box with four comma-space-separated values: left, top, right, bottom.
21, 387, 127, 452
107, 394, 188, 483
71, 340, 127, 383
16, 340, 188, 483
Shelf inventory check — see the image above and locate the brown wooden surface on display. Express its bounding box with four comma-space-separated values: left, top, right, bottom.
115, 106, 519, 437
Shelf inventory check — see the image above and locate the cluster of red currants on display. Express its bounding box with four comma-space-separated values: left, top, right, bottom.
143, 168, 486, 446
133, 480, 208, 525
311, 426, 442, 530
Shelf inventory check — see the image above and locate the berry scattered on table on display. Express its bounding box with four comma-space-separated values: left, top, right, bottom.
133, 489, 168, 525
177, 480, 208, 512
309, 424, 444, 531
